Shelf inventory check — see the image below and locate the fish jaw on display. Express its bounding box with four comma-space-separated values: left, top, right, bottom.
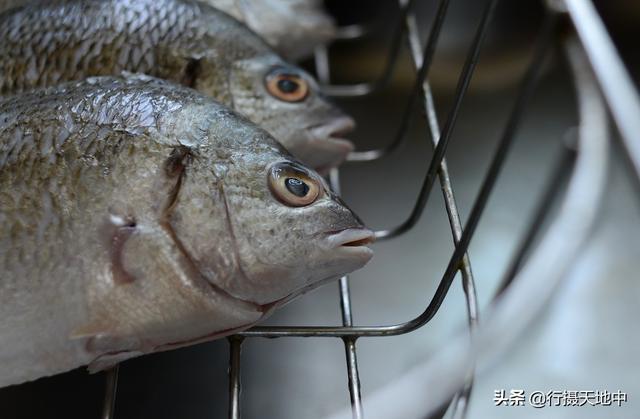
262, 228, 376, 311
84, 223, 374, 374
293, 116, 356, 173
218, 223, 375, 307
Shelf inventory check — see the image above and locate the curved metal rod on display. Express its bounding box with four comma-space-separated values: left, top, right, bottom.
329, 164, 364, 418
320, 0, 415, 98
348, 0, 451, 161
493, 142, 577, 299
403, 9, 479, 419
403, 0, 478, 341
323, 32, 611, 419
373, 0, 499, 239
240, 9, 556, 340
564, 0, 640, 183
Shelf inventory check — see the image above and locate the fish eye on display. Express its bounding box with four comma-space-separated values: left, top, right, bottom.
285, 178, 309, 197
265, 69, 309, 103
268, 162, 321, 207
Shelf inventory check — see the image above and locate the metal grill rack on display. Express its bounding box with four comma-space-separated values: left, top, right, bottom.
99, 0, 640, 418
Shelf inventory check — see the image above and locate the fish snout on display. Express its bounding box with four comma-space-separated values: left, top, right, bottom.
303, 116, 356, 174
309, 115, 356, 143
325, 228, 375, 264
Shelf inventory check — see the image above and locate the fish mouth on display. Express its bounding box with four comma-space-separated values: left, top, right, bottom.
326, 228, 376, 260
309, 116, 356, 145
305, 116, 356, 173
265, 228, 375, 311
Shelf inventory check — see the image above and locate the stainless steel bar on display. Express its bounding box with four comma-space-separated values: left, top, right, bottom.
564, 0, 640, 182
493, 143, 577, 299
326, 33, 611, 419
335, 270, 364, 418
342, 338, 364, 419
423, 10, 559, 326
241, 6, 557, 340
374, 0, 499, 240
348, 0, 451, 161
326, 43, 365, 417
101, 366, 119, 419
404, 8, 477, 419
322, 0, 415, 98
449, 388, 471, 419
228, 337, 244, 419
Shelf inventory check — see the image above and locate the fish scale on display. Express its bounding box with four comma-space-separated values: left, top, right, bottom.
0, 74, 372, 387
0, 0, 356, 171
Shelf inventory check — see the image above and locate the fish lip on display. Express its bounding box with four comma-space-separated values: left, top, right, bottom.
308, 116, 356, 141
303, 116, 356, 171
326, 228, 376, 249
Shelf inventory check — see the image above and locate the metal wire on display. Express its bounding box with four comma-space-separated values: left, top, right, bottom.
330, 170, 365, 419
563, 0, 640, 183
321, 0, 414, 98
348, 0, 450, 162
241, 0, 554, 340
101, 366, 119, 419
92, 0, 640, 418
493, 142, 577, 299
327, 29, 611, 419
228, 336, 243, 419
373, 0, 499, 240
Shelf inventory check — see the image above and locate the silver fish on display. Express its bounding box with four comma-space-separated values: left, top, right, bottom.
0, 0, 354, 172
202, 0, 336, 60
0, 0, 337, 59
0, 74, 373, 387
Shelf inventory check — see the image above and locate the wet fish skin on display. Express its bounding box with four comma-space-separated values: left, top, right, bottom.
0, 0, 336, 59
0, 0, 353, 171
202, 0, 336, 60
0, 74, 373, 387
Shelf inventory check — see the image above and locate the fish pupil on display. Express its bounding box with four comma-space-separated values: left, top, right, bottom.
278, 78, 299, 93
285, 178, 309, 197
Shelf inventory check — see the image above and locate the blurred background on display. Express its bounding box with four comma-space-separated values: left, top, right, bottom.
1, 1, 639, 418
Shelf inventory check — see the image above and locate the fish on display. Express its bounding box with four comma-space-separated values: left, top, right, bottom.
0, 74, 374, 387
0, 0, 336, 60
201, 0, 336, 60
0, 0, 354, 172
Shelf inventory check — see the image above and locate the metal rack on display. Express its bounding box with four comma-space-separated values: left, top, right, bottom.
100, 0, 640, 418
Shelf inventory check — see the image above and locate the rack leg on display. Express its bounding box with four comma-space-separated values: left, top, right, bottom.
101, 366, 119, 419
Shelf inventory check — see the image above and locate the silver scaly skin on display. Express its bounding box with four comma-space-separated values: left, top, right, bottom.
0, 0, 336, 59
0, 74, 373, 387
202, 0, 336, 60
0, 0, 353, 171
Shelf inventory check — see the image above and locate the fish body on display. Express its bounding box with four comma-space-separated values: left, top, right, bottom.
0, 74, 373, 387
0, 0, 353, 171
202, 0, 336, 60
0, 0, 336, 59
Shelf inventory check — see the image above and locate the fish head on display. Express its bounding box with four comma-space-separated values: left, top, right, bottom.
172, 113, 372, 308
223, 158, 373, 306
226, 55, 355, 174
